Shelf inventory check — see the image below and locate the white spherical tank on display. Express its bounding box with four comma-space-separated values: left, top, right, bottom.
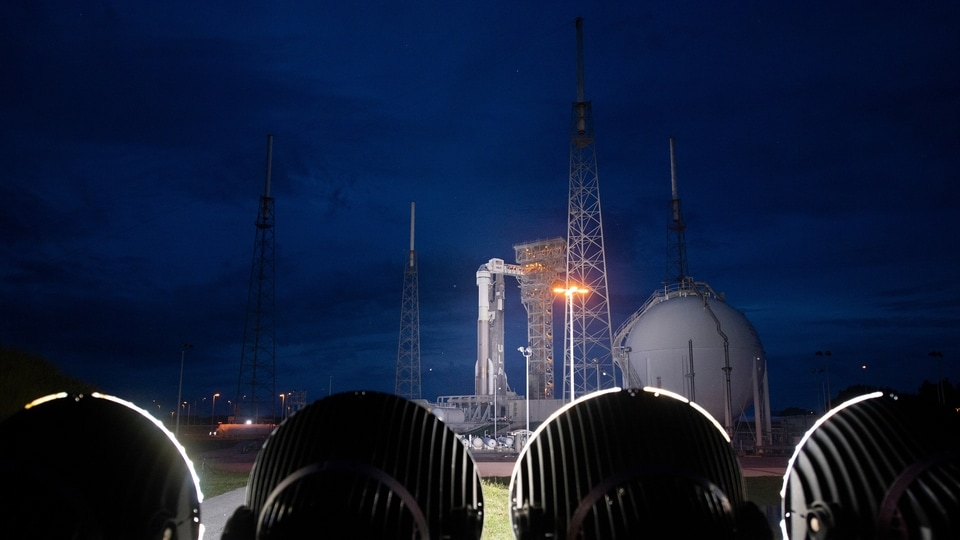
621, 293, 765, 426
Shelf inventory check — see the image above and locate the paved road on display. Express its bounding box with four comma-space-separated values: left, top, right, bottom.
202, 488, 245, 539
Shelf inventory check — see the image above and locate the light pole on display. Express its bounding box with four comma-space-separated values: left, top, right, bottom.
518, 346, 532, 439
929, 351, 944, 406
815, 350, 832, 411
211, 393, 220, 429
554, 285, 589, 403
279, 393, 286, 420
175, 343, 193, 437
593, 358, 600, 392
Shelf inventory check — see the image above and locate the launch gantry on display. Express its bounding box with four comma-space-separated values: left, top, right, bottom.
475, 238, 566, 402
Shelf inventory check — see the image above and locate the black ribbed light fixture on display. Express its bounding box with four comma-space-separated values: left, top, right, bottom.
509, 387, 770, 539
223, 390, 483, 540
0, 392, 202, 539
782, 392, 960, 539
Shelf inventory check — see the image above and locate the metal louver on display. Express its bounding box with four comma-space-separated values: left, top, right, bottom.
510, 387, 765, 539
0, 392, 202, 540
782, 392, 960, 539
244, 390, 483, 539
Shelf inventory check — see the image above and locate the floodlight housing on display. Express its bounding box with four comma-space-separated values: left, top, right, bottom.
509, 387, 770, 539
224, 390, 483, 539
0, 392, 202, 539
781, 392, 960, 539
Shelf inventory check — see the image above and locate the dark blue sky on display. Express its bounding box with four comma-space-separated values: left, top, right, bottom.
2, 1, 958, 416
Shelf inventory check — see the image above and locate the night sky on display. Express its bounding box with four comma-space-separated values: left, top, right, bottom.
2, 2, 958, 417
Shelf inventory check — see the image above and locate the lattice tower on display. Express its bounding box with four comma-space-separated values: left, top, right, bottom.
514, 238, 566, 399
395, 202, 422, 400
236, 134, 277, 422
563, 18, 615, 400
666, 137, 690, 286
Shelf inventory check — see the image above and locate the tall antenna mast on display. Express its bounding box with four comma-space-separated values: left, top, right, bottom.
236, 134, 277, 422
667, 137, 690, 285
563, 17, 615, 400
395, 202, 422, 400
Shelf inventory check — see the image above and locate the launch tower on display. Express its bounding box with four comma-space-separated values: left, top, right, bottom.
514, 238, 566, 399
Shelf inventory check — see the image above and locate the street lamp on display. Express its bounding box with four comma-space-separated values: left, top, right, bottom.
554, 285, 589, 403
518, 346, 532, 439
211, 393, 220, 429
175, 343, 193, 437
279, 393, 286, 420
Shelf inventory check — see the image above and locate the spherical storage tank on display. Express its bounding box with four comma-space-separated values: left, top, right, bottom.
621, 287, 766, 426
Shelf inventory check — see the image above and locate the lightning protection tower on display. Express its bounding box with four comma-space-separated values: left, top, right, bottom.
235, 134, 277, 423
562, 18, 615, 400
395, 202, 421, 400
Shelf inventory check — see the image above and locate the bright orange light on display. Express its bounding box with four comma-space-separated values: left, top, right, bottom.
553, 285, 589, 295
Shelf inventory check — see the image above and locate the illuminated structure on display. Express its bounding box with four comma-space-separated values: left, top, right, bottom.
514, 238, 566, 399
235, 135, 277, 423
475, 238, 566, 403
395, 202, 422, 400
563, 18, 615, 400
474, 258, 517, 399
554, 285, 590, 402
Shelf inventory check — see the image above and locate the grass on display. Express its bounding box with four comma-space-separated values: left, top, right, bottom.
196, 463, 250, 499
481, 478, 513, 540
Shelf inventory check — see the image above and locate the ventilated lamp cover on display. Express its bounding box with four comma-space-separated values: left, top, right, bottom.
510, 387, 769, 539
232, 390, 483, 540
0, 392, 202, 539
781, 392, 960, 539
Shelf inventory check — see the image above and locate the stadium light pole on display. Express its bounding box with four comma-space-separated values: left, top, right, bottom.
554, 285, 589, 403
175, 343, 193, 437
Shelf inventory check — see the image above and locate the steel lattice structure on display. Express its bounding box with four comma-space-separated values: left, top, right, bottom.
514, 238, 566, 399
236, 135, 277, 422
395, 202, 421, 400
562, 18, 615, 401
666, 137, 690, 286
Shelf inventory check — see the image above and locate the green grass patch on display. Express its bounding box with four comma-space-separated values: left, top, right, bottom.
481, 478, 512, 540
197, 465, 250, 499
